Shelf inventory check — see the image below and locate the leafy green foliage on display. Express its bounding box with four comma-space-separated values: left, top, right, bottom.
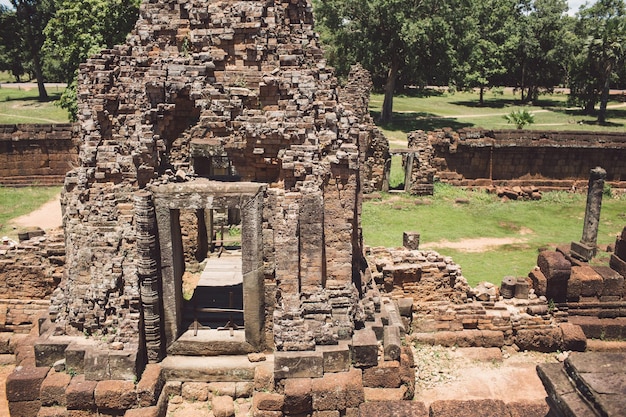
43, 0, 140, 120
569, 0, 626, 122
503, 108, 535, 129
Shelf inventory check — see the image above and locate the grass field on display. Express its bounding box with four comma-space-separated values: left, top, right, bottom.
370, 89, 626, 143
0, 85, 68, 124
362, 184, 626, 287
0, 187, 62, 237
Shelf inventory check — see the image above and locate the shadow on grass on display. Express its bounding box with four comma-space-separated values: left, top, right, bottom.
1, 93, 62, 103
371, 111, 474, 132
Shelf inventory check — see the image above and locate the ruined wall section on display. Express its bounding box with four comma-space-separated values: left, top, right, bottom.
0, 124, 79, 187
425, 129, 626, 188
338, 65, 390, 194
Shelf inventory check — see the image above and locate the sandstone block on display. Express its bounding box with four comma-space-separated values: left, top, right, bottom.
506, 400, 551, 417
359, 401, 428, 417
537, 251, 571, 302
571, 265, 603, 297
37, 405, 68, 416
124, 406, 160, 417
560, 323, 587, 352
253, 392, 284, 411
528, 268, 547, 297
515, 328, 561, 352
311, 368, 363, 411
363, 386, 407, 402
136, 363, 163, 407
182, 382, 209, 402
594, 265, 625, 297
362, 361, 401, 388
254, 363, 274, 391
212, 395, 235, 417
429, 399, 508, 417
317, 342, 350, 373
274, 351, 323, 379
311, 411, 339, 417
40, 370, 71, 406
8, 399, 41, 417
6, 365, 50, 402
351, 328, 378, 367
283, 378, 312, 415
94, 380, 136, 410
66, 375, 97, 411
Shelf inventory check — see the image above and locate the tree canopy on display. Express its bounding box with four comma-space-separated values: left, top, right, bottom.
313, 0, 626, 124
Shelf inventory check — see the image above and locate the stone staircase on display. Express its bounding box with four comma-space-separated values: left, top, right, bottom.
537, 351, 626, 417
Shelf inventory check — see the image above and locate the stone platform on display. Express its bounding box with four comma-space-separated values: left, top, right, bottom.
537, 351, 626, 416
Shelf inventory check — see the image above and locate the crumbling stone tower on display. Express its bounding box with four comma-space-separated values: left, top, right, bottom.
50, 0, 383, 371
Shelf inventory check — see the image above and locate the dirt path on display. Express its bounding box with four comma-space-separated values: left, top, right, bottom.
421, 237, 528, 253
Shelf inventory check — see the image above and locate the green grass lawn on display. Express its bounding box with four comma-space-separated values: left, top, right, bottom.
0, 86, 69, 124
362, 183, 626, 287
0, 186, 62, 237
371, 89, 626, 143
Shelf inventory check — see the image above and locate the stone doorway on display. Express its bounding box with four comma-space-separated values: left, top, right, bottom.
152, 179, 266, 356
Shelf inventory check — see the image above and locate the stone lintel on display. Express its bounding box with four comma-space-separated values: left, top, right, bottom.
571, 241, 596, 261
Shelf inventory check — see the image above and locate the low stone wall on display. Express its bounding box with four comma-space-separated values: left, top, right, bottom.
0, 124, 79, 186
412, 129, 626, 190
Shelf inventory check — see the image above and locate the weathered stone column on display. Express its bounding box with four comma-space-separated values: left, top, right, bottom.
134, 191, 164, 362
571, 167, 607, 260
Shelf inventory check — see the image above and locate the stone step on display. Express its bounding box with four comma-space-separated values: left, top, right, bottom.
563, 352, 626, 417
161, 354, 270, 383
536, 362, 598, 417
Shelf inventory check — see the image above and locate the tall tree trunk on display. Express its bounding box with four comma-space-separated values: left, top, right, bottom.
598, 66, 612, 124
32, 53, 48, 101
380, 57, 400, 124
479, 85, 484, 105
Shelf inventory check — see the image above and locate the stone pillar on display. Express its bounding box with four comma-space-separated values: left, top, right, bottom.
134, 191, 164, 362
403, 232, 420, 250
571, 167, 607, 261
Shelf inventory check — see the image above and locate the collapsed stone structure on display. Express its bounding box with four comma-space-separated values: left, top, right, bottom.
38, 0, 390, 375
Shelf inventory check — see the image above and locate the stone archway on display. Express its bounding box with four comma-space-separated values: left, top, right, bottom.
152, 179, 266, 355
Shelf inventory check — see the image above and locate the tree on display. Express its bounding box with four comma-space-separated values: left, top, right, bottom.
313, 0, 464, 123
43, 0, 140, 120
512, 0, 573, 103
10, 0, 55, 100
453, 0, 520, 105
0, 6, 26, 81
569, 0, 626, 123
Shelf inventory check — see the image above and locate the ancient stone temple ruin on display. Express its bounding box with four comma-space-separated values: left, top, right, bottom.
45, 0, 385, 372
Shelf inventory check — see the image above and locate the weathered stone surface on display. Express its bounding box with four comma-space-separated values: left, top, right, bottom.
506, 401, 550, 417
182, 382, 209, 402
362, 361, 401, 388
40, 370, 71, 406
559, 323, 587, 352
253, 392, 284, 411
311, 368, 363, 411
65, 375, 97, 411
8, 399, 41, 417
6, 365, 50, 402
37, 405, 68, 417
515, 328, 562, 352
537, 251, 571, 302
351, 328, 378, 368
274, 351, 323, 379
212, 395, 235, 417
359, 401, 428, 417
94, 380, 136, 411
428, 399, 508, 417
136, 363, 163, 407
283, 378, 312, 415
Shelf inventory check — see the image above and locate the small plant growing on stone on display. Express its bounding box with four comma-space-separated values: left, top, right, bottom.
66, 367, 77, 377
503, 109, 535, 129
